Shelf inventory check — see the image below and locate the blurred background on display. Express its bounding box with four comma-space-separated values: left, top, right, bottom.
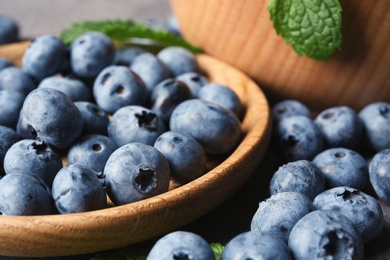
0, 0, 172, 39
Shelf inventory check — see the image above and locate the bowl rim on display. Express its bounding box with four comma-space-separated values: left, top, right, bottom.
0, 42, 271, 257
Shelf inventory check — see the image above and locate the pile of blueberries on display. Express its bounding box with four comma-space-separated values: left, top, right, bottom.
0, 16, 243, 216
2, 15, 390, 259
146, 100, 390, 259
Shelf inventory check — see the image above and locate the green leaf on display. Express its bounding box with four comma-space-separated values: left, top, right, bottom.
268, 0, 342, 61
211, 243, 224, 260
59, 19, 201, 53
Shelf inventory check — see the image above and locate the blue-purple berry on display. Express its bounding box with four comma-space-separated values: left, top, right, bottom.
312, 147, 369, 190
269, 160, 325, 200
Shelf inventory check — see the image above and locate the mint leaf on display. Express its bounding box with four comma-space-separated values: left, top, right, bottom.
268, 0, 342, 61
211, 243, 224, 260
59, 19, 201, 53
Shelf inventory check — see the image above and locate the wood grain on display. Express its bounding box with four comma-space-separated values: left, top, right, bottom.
0, 42, 271, 256
171, 0, 390, 112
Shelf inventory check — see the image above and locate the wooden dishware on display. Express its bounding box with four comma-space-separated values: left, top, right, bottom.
0, 42, 271, 257
171, 0, 390, 112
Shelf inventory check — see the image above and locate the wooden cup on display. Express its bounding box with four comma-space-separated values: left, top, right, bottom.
171, 0, 390, 112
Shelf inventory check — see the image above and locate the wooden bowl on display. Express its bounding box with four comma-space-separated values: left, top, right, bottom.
0, 42, 271, 257
170, 0, 390, 112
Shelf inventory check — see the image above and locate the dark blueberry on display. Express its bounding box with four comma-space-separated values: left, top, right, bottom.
369, 148, 390, 204
22, 35, 68, 82
0, 16, 19, 45
67, 134, 117, 175
38, 74, 91, 102
147, 231, 215, 260
269, 160, 325, 200
221, 231, 292, 260
51, 164, 107, 214
16, 88, 83, 148
167, 15, 181, 36
0, 67, 36, 96
104, 142, 170, 205
359, 102, 390, 152
150, 78, 191, 124
198, 83, 244, 118
0, 174, 56, 215
0, 125, 22, 175
93, 65, 149, 114
70, 31, 115, 79
274, 115, 324, 162
272, 99, 312, 124
251, 192, 314, 242
154, 131, 206, 184
157, 46, 199, 76
3, 139, 62, 186
108, 105, 166, 147
288, 210, 364, 260
314, 106, 363, 149
113, 46, 147, 66
312, 147, 369, 190
313, 186, 384, 243
0, 67, 37, 128
0, 58, 15, 71
130, 52, 172, 92
74, 101, 110, 136
170, 99, 241, 155
0, 90, 26, 129
176, 72, 209, 98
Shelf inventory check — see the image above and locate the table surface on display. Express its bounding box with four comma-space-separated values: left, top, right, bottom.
1, 1, 390, 259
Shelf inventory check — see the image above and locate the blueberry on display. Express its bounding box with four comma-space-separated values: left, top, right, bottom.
70, 31, 115, 79
0, 67, 36, 96
154, 131, 207, 184
274, 115, 324, 162
0, 67, 37, 128
359, 102, 390, 152
0, 16, 19, 45
369, 148, 390, 204
170, 99, 241, 154
312, 147, 369, 190
288, 210, 364, 260
176, 72, 209, 98
269, 160, 325, 200
198, 83, 244, 118
108, 105, 166, 147
16, 88, 83, 148
3, 139, 62, 187
314, 106, 363, 149
93, 65, 149, 114
0, 58, 15, 71
0, 90, 26, 129
0, 125, 22, 175
0, 174, 56, 215
271, 99, 312, 124
221, 231, 292, 260
113, 46, 147, 66
130, 52, 172, 92
313, 186, 384, 243
157, 46, 199, 76
52, 164, 107, 214
22, 35, 68, 82
67, 134, 117, 176
104, 142, 170, 205
167, 15, 181, 36
150, 78, 192, 124
74, 101, 110, 136
147, 231, 215, 260
250, 192, 315, 242
38, 74, 91, 102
